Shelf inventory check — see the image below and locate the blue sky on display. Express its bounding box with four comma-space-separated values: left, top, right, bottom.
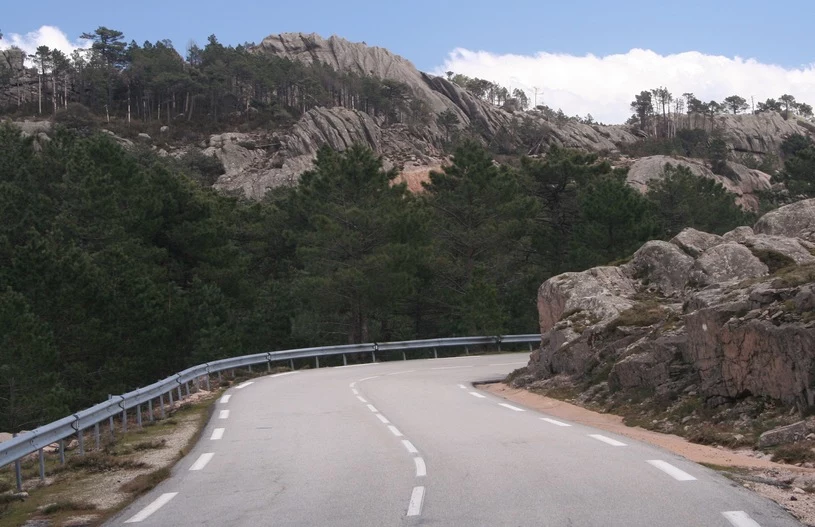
3, 0, 813, 70
4, 1, 815, 123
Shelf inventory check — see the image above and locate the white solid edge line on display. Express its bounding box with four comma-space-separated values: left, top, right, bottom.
406, 486, 425, 517
388, 425, 403, 437
349, 382, 357, 388
541, 417, 571, 427
124, 492, 178, 523
498, 403, 525, 412
219, 394, 231, 404
210, 428, 225, 440
189, 452, 214, 471
270, 371, 298, 377
235, 381, 254, 390
358, 375, 381, 382
402, 439, 418, 454
351, 389, 359, 395
387, 370, 416, 376
457, 384, 468, 389
356, 396, 368, 403
376, 414, 390, 424
589, 434, 626, 446
414, 457, 427, 477
430, 365, 474, 370
367, 404, 378, 413
488, 362, 528, 366
218, 410, 230, 419
647, 460, 697, 481
722, 511, 762, 527
469, 392, 487, 399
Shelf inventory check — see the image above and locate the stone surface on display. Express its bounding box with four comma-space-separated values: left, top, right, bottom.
741, 234, 815, 265
758, 421, 810, 448
625, 240, 694, 295
754, 198, 815, 243
671, 228, 723, 258
626, 156, 771, 211
691, 243, 769, 285
723, 226, 756, 244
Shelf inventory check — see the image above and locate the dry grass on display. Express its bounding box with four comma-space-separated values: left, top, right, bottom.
119, 467, 171, 496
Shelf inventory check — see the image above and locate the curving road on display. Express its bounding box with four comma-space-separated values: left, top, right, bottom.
107, 353, 802, 527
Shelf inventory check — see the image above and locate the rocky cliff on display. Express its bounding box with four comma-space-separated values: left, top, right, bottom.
511, 198, 815, 445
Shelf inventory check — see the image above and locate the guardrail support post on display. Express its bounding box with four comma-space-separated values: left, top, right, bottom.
121, 408, 128, 434
148, 399, 154, 422
177, 385, 182, 400
14, 457, 22, 492
109, 416, 114, 440
59, 440, 65, 465
77, 428, 85, 455
217, 371, 222, 383
94, 423, 100, 450
528, 343, 533, 352
38, 448, 45, 481
159, 394, 166, 419
372, 350, 376, 363
289, 359, 294, 370
184, 382, 190, 397
465, 346, 469, 355
205, 374, 211, 391
315, 356, 320, 368
402, 351, 406, 361
434, 347, 438, 359
343, 354, 347, 366
248, 364, 253, 373
137, 404, 143, 429
267, 361, 271, 372
168, 389, 174, 406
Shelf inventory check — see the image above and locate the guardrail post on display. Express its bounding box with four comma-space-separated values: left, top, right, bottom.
343, 354, 347, 366
373, 343, 378, 363
94, 423, 100, 450
231, 369, 235, 379
217, 370, 222, 383
177, 384, 182, 400
267, 361, 272, 372
465, 346, 469, 355
59, 440, 65, 465
528, 342, 533, 352
119, 397, 128, 434
109, 416, 114, 440
77, 427, 85, 456
13, 434, 21, 491
289, 359, 294, 370
402, 351, 406, 361
168, 389, 174, 406
248, 364, 253, 373
205, 373, 211, 391
159, 394, 166, 419
315, 356, 320, 368
184, 382, 190, 397
433, 347, 438, 359
148, 399, 154, 422
137, 404, 143, 429
38, 448, 45, 481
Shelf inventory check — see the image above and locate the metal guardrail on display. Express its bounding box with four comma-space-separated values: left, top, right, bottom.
0, 334, 539, 489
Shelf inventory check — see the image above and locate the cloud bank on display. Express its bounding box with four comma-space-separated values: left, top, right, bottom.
437, 48, 815, 124
0, 26, 90, 58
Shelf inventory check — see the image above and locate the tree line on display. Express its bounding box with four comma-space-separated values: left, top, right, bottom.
0, 28, 422, 129
0, 123, 759, 431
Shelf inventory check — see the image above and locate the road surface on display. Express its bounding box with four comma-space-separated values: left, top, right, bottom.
107, 353, 802, 526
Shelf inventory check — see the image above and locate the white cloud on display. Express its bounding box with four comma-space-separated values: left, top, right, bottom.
436, 48, 815, 124
0, 25, 90, 58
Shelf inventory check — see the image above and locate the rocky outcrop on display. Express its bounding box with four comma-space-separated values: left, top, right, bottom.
709, 112, 810, 157
518, 198, 815, 413
626, 155, 772, 210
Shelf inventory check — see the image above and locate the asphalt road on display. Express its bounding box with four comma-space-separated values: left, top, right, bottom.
106, 353, 803, 526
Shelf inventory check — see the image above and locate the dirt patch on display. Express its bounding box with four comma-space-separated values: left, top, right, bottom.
483, 382, 815, 526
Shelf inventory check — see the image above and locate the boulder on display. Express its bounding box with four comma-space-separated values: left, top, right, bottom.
754, 198, 815, 243
625, 240, 693, 295
723, 226, 755, 244
670, 228, 723, 258
137, 133, 151, 141
537, 267, 637, 334
691, 243, 769, 285
758, 421, 810, 448
160, 126, 169, 133
741, 234, 815, 266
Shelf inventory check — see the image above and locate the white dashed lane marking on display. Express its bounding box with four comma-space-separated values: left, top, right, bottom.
647, 460, 697, 481
210, 428, 225, 440
498, 403, 525, 412
469, 392, 487, 399
376, 414, 390, 424
722, 511, 762, 527
540, 418, 571, 427
367, 404, 378, 413
235, 381, 254, 390
589, 434, 626, 447
388, 425, 403, 437
406, 486, 425, 517
457, 384, 468, 389
189, 453, 214, 471
356, 396, 368, 403
218, 410, 230, 419
402, 440, 419, 454
414, 457, 427, 477
219, 394, 231, 404
124, 492, 178, 523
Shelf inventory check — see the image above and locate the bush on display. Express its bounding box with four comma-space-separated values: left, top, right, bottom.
771, 441, 815, 464
53, 104, 98, 132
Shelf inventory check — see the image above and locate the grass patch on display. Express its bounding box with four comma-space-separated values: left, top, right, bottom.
750, 248, 796, 274
770, 442, 815, 464
41, 500, 97, 515
119, 467, 171, 495
60, 452, 148, 474
133, 439, 167, 451
608, 300, 671, 330
772, 263, 815, 287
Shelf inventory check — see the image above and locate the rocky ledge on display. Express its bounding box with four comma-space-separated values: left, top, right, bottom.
511, 198, 815, 449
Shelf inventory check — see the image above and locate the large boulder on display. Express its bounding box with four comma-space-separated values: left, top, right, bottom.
754, 198, 815, 243
670, 228, 723, 258
537, 267, 637, 335
741, 234, 815, 266
722, 226, 755, 244
691, 243, 769, 285
625, 240, 693, 295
